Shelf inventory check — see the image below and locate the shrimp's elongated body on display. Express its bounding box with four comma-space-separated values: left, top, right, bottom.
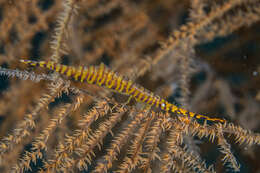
20, 59, 226, 123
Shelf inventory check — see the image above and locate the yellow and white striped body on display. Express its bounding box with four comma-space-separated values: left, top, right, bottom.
20, 59, 226, 123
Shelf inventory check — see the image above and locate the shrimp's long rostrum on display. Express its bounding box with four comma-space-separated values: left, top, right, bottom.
20, 59, 226, 123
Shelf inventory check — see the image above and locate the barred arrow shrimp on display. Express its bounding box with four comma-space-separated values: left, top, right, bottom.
20, 59, 226, 124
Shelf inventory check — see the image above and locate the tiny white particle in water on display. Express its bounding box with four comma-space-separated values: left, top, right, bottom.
161, 103, 165, 107
253, 71, 258, 76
